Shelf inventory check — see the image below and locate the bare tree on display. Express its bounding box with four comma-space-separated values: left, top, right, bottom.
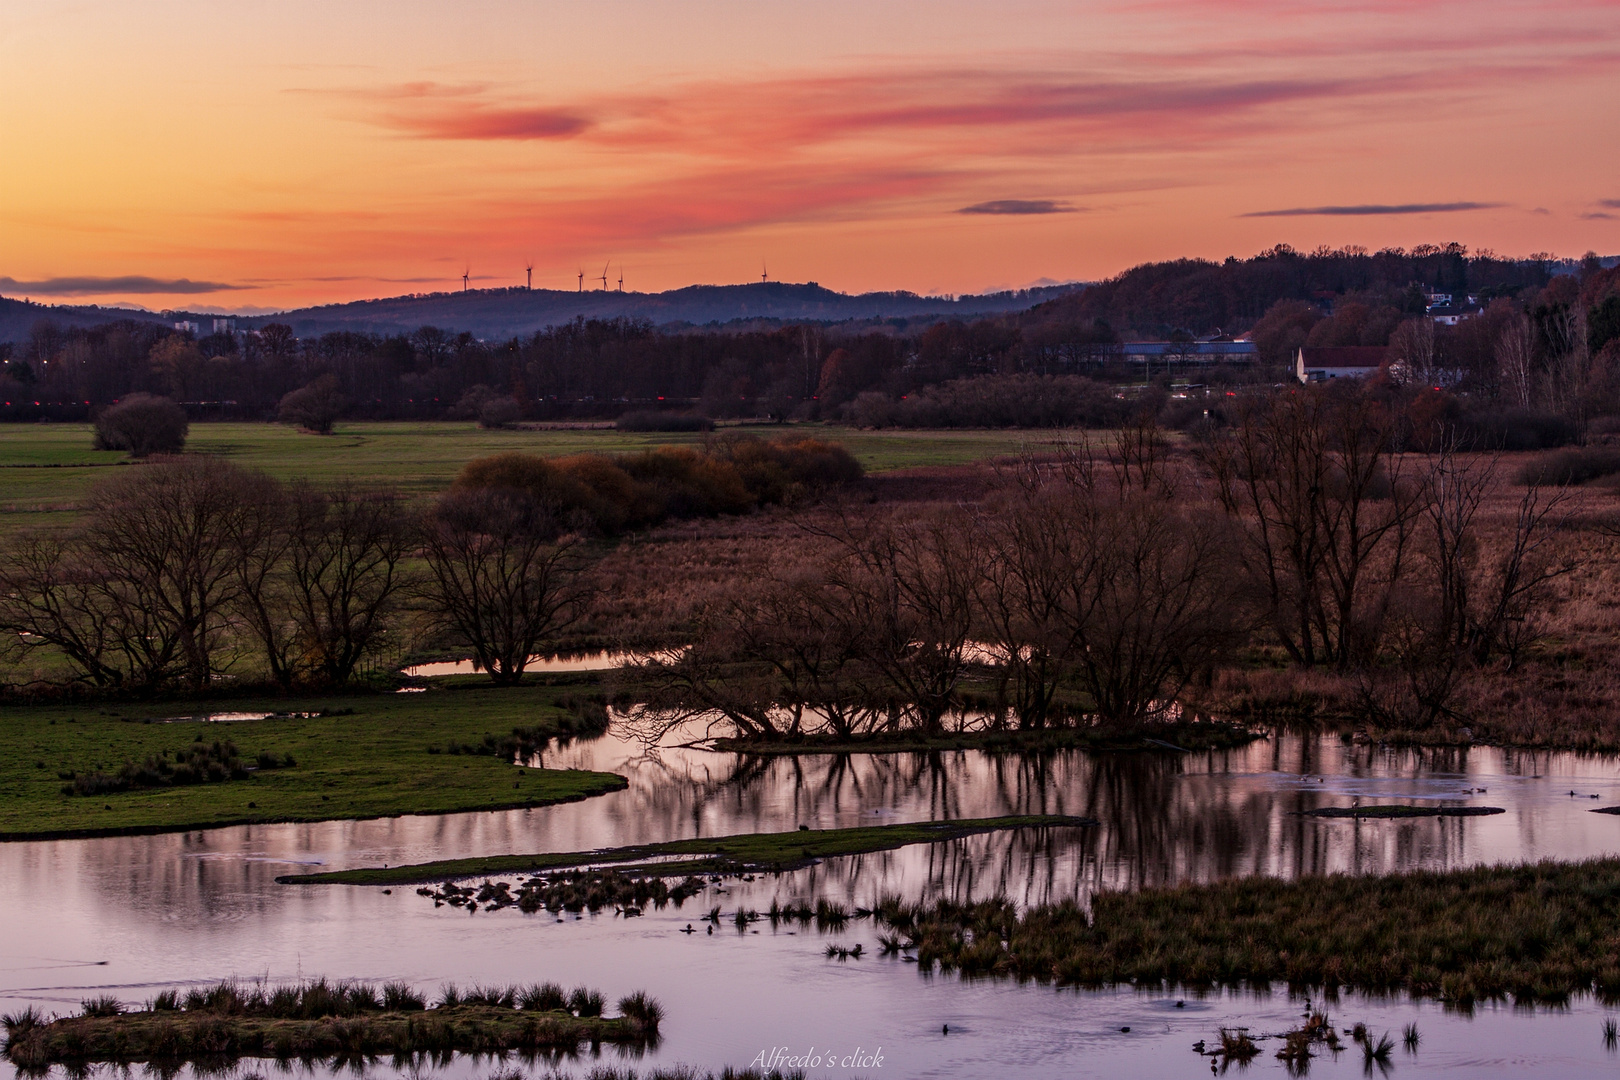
982, 450, 1237, 725
1390, 316, 1438, 385
0, 459, 273, 689
808, 508, 979, 733
82, 458, 274, 689
234, 482, 415, 687
0, 535, 127, 687
1495, 312, 1537, 410
1205, 389, 1420, 669
419, 488, 590, 685
1359, 449, 1568, 726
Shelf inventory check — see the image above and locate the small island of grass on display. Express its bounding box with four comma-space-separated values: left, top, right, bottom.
278, 814, 1098, 886
2, 979, 660, 1069
877, 857, 1620, 1004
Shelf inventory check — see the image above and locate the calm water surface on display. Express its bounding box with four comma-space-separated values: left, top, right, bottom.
6, 730, 1620, 1078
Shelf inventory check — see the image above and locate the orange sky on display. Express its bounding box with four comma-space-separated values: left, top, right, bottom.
2, 0, 1618, 311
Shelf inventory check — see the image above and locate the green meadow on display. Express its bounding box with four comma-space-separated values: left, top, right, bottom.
0, 420, 1054, 536
0, 685, 624, 839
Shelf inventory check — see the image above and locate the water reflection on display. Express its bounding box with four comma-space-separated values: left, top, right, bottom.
7, 731, 1620, 1079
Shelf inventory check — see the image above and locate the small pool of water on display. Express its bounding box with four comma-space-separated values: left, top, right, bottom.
6, 730, 1620, 1078
402, 652, 655, 678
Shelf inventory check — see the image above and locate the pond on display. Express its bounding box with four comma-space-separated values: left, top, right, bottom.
6, 730, 1620, 1078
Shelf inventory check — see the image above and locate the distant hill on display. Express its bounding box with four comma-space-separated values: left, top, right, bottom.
232, 281, 1084, 339
0, 296, 170, 345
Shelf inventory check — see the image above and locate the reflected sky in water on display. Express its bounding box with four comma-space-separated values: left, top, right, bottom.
6, 731, 1620, 1078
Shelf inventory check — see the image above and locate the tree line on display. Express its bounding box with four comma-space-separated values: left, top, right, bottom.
0, 435, 861, 695
4, 246, 1614, 429
633, 386, 1565, 741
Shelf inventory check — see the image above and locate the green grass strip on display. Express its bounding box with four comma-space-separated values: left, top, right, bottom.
278, 814, 1097, 885
0, 687, 625, 840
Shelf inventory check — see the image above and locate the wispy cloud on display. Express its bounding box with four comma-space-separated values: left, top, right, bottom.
959, 199, 1080, 215
1581, 211, 1618, 221
0, 275, 246, 296
1600, 199, 1620, 209
1241, 201, 1505, 217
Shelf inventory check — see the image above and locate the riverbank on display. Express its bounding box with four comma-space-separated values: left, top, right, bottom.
280, 815, 1097, 885
0, 686, 625, 840
880, 857, 1620, 1004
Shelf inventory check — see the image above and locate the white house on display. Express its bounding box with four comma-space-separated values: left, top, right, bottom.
1295, 346, 1388, 383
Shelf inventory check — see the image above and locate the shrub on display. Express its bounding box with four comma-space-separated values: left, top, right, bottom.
93, 393, 188, 457
451, 384, 498, 420
452, 435, 861, 535
1517, 447, 1620, 486
278, 375, 348, 434
616, 410, 713, 432
477, 396, 521, 429
1458, 409, 1578, 451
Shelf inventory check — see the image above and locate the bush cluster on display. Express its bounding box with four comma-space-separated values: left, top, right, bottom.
453, 432, 862, 534
92, 393, 188, 456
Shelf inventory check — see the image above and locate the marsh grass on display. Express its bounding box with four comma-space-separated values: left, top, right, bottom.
4, 979, 659, 1068
78, 997, 122, 1019
1403, 1022, 1421, 1052
1604, 1016, 1618, 1050
1218, 1028, 1259, 1063
1361, 1030, 1395, 1066
878, 858, 1620, 1004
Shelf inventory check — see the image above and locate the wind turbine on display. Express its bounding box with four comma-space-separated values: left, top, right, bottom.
524, 262, 533, 290
617, 266, 624, 292
577, 269, 584, 293
462, 266, 471, 293
599, 262, 611, 291
761, 261, 768, 284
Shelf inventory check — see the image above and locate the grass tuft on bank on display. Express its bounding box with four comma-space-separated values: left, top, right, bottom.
279, 815, 1098, 885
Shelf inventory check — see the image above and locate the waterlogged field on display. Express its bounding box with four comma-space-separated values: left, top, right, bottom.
0, 421, 1053, 536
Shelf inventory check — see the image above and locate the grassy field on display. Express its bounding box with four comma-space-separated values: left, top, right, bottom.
280, 814, 1098, 885
0, 420, 1056, 536
0, 685, 625, 839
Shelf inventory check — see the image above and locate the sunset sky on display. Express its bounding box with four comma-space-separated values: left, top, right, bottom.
3, 0, 1618, 311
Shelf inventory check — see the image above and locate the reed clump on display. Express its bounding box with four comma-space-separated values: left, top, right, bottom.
419, 872, 704, 915
876, 858, 1620, 1004
61, 737, 294, 797
2, 979, 660, 1068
